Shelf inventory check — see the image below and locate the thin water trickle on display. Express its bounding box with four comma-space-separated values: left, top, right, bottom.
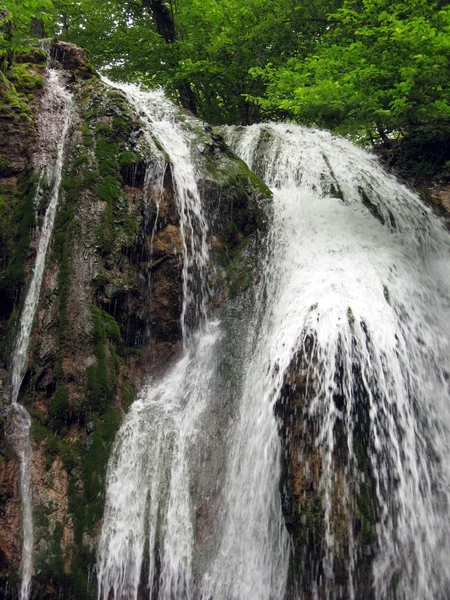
98, 82, 213, 600
6, 69, 72, 600
103, 82, 210, 341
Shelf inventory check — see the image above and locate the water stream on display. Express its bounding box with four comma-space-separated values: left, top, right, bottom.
98, 83, 212, 599
6, 69, 72, 600
98, 100, 450, 599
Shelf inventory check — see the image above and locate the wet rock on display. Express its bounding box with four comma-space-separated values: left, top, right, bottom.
49, 41, 93, 78
428, 184, 450, 224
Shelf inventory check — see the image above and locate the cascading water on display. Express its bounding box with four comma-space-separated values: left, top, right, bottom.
98, 97, 450, 599
224, 123, 450, 600
97, 84, 213, 599
6, 69, 72, 600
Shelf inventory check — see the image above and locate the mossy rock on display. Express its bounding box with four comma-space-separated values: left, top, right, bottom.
15, 48, 47, 65
119, 150, 140, 167
0, 70, 30, 119
8, 63, 43, 93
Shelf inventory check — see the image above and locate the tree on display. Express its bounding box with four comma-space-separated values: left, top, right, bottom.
1, 0, 53, 51
44, 0, 342, 125
249, 0, 450, 144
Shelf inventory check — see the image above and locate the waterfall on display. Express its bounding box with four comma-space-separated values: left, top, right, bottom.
6, 69, 72, 600
98, 98, 450, 599
225, 123, 450, 599
97, 83, 213, 599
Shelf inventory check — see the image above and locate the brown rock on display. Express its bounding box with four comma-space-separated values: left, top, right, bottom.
50, 41, 90, 75
151, 224, 183, 258
428, 184, 450, 223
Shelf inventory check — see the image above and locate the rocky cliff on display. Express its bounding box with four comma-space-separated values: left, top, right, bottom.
0, 41, 270, 598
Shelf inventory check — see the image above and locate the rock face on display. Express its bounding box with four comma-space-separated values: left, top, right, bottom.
276, 341, 377, 599
0, 40, 270, 598
427, 184, 450, 224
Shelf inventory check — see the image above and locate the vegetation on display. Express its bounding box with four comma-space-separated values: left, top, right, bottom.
250, 0, 450, 146
1, 0, 449, 157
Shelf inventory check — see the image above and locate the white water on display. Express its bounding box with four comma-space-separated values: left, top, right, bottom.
104, 83, 210, 340
225, 123, 450, 599
98, 84, 212, 599
7, 69, 72, 600
98, 102, 450, 599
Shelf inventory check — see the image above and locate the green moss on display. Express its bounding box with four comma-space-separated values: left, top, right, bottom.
33, 505, 50, 530
96, 137, 119, 177
119, 151, 139, 167
34, 520, 65, 582
0, 310, 18, 362
53, 162, 89, 365
86, 307, 122, 413
72, 154, 89, 169
0, 71, 30, 118
152, 135, 171, 163
104, 316, 120, 343
123, 217, 138, 239
94, 123, 113, 137
83, 169, 98, 187
15, 48, 47, 65
8, 63, 43, 93
96, 177, 121, 203
61, 174, 83, 204
29, 420, 48, 444
122, 382, 136, 412
81, 121, 94, 147
358, 186, 385, 225
236, 157, 272, 199
49, 387, 69, 431
112, 116, 133, 134
0, 172, 37, 313
54, 221, 82, 362
93, 133, 124, 253
45, 433, 59, 468
224, 237, 252, 299
68, 407, 121, 544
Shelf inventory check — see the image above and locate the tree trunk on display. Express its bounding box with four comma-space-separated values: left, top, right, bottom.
30, 17, 45, 39
178, 82, 197, 115
144, 0, 175, 43
376, 124, 391, 148
141, 0, 197, 113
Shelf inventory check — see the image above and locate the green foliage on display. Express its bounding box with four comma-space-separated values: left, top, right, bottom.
1, 1, 53, 60
2, 0, 449, 150
250, 0, 450, 143
40, 0, 342, 124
